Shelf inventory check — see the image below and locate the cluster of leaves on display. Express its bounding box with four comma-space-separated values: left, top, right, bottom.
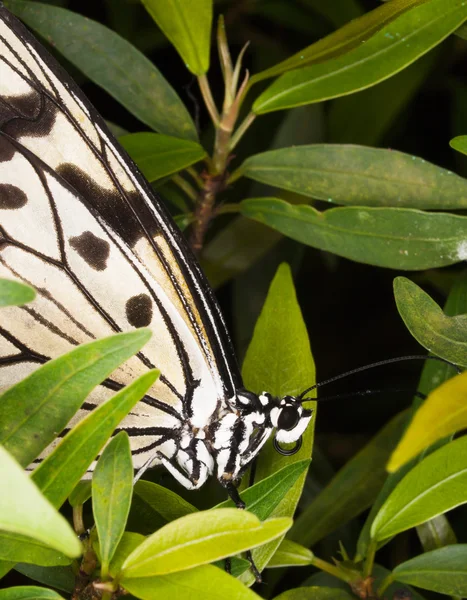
3, 0, 467, 599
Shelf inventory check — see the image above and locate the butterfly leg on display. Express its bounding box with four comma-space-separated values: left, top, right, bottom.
156, 450, 210, 490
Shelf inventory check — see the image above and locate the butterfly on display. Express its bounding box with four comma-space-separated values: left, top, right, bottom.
0, 4, 313, 507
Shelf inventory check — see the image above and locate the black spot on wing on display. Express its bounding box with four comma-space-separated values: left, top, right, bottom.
0, 183, 27, 209
69, 231, 110, 271
1, 89, 42, 122
3, 93, 57, 139
0, 134, 16, 162
126, 293, 153, 327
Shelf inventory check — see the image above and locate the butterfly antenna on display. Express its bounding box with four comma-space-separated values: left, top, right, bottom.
298, 355, 461, 401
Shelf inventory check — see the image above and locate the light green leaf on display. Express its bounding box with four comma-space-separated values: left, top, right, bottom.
0, 279, 35, 307
121, 564, 262, 600
0, 533, 71, 567
240, 263, 315, 583
93, 431, 133, 577
394, 276, 467, 367
215, 460, 310, 521
121, 509, 291, 578
250, 0, 422, 84
273, 588, 355, 600
254, 0, 467, 113
267, 539, 313, 568
0, 329, 151, 468
236, 145, 467, 209
393, 545, 467, 595
372, 436, 467, 542
119, 134, 206, 182
240, 198, 467, 270
0, 587, 64, 600
6, 0, 197, 141
14, 564, 75, 593
31, 370, 159, 509
0, 446, 80, 558
109, 532, 145, 578
289, 410, 408, 548
68, 482, 92, 508
450, 135, 467, 156
141, 0, 212, 75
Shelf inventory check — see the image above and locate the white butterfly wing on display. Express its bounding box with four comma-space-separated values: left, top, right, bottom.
0, 6, 241, 468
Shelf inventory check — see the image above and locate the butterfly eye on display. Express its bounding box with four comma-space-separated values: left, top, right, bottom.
277, 405, 300, 431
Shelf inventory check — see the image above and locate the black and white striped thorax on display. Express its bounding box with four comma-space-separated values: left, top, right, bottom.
0, 4, 314, 503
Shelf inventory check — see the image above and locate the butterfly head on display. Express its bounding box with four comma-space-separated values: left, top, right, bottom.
267, 394, 313, 455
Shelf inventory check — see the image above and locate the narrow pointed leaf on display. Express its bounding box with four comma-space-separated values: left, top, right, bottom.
109, 533, 145, 578
394, 277, 467, 367
0, 588, 64, 600
237, 145, 467, 209
450, 135, 467, 155
388, 370, 467, 472
119, 134, 206, 182
93, 431, 133, 577
68, 482, 92, 508
417, 514, 457, 552
141, 0, 212, 75
215, 460, 310, 521
267, 539, 314, 568
7, 0, 197, 140
121, 509, 291, 578
121, 564, 262, 600
0, 279, 35, 307
0, 446, 80, 557
290, 410, 408, 548
14, 564, 75, 593
254, 0, 467, 113
0, 329, 151, 468
0, 533, 71, 567
32, 370, 160, 508
241, 198, 467, 270
240, 263, 315, 583
250, 0, 422, 84
372, 436, 467, 542
393, 545, 467, 595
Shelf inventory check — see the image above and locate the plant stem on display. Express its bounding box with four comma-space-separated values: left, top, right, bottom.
230, 111, 256, 151
73, 505, 85, 535
186, 166, 204, 189
363, 539, 377, 579
215, 202, 241, 216
311, 555, 353, 583
198, 74, 220, 126
172, 174, 198, 202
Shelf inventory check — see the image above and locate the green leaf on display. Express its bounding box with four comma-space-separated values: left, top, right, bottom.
141, 0, 212, 75
273, 588, 355, 600
250, 0, 422, 84
215, 460, 310, 521
119, 134, 206, 182
93, 431, 133, 577
267, 539, 313, 568
0, 279, 35, 307
32, 369, 159, 509
0, 329, 151, 468
450, 135, 467, 156
14, 564, 75, 593
0, 445, 80, 557
108, 533, 145, 578
121, 564, 262, 600
0, 534, 71, 567
393, 545, 467, 595
240, 198, 467, 270
6, 0, 197, 141
121, 509, 291, 578
289, 410, 408, 548
417, 514, 457, 552
253, 0, 467, 113
236, 145, 467, 209
0, 587, 64, 600
394, 277, 467, 367
240, 263, 315, 583
68, 482, 92, 508
129, 480, 197, 533
372, 436, 467, 542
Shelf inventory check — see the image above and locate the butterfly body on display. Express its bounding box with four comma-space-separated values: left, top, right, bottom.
0, 4, 312, 502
